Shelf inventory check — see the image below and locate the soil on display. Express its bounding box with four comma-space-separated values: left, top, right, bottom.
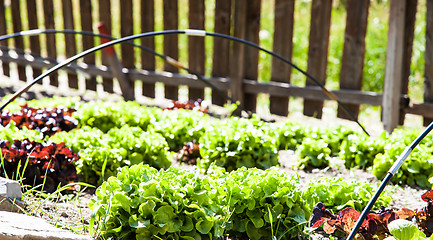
2, 79, 430, 239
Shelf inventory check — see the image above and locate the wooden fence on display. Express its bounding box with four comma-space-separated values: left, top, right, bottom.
0, 0, 430, 132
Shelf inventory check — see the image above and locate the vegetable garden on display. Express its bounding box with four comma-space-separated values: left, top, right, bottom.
1, 96, 433, 239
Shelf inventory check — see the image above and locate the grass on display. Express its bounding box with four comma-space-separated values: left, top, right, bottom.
0, 149, 94, 235
22, 182, 95, 234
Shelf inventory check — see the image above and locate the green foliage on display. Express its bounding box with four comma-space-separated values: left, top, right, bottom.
50, 125, 171, 185
89, 164, 224, 240
218, 167, 308, 240
372, 128, 433, 188
0, 122, 45, 142
75, 101, 208, 152
302, 177, 392, 213
150, 109, 209, 151
296, 138, 332, 168
339, 132, 387, 169
275, 121, 308, 151
294, 126, 356, 169
75, 100, 161, 133
90, 164, 311, 240
198, 117, 279, 172
385, 219, 427, 240
89, 164, 394, 240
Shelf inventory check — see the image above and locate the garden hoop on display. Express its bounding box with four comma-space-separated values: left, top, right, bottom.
0, 29, 369, 135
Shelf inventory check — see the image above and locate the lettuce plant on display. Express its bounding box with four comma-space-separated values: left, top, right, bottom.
90, 165, 310, 240
199, 117, 279, 172
149, 109, 209, 151
74, 100, 161, 132
51, 125, 171, 185
385, 219, 427, 240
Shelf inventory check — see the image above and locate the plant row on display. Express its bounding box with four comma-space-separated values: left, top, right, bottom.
89, 163, 391, 240
74, 99, 433, 188
3, 97, 433, 188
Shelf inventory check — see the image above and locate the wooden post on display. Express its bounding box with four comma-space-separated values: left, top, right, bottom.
425, 0, 433, 126
120, 0, 135, 100
141, 0, 156, 98
243, 0, 261, 112
303, 0, 333, 119
98, 23, 134, 100
0, 0, 9, 78
269, 0, 295, 116
11, 1, 26, 82
188, 0, 205, 101
62, 0, 79, 89
163, 0, 179, 100
230, 0, 247, 113
99, 0, 114, 93
212, 0, 231, 106
398, 0, 417, 125
383, 0, 406, 132
43, 0, 58, 86
80, 0, 96, 91
337, 0, 369, 120
26, 0, 42, 83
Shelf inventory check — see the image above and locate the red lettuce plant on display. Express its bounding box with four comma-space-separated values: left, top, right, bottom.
0, 139, 80, 192
0, 104, 77, 137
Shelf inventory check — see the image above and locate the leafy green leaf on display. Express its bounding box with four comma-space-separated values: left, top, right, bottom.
387, 219, 427, 240
154, 206, 182, 233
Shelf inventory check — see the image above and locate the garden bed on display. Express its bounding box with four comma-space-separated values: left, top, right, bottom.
21, 150, 429, 240
0, 92, 431, 240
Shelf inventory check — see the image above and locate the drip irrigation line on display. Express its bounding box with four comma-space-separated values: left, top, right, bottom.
346, 120, 433, 240
0, 29, 369, 136
0, 29, 251, 116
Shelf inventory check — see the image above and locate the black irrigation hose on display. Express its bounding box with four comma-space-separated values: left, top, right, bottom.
346, 120, 433, 240
0, 29, 369, 135
0, 29, 251, 116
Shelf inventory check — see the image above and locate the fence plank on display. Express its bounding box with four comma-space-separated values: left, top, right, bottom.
62, 0, 79, 89
188, 0, 205, 101
303, 0, 332, 118
211, 0, 231, 106
99, 0, 114, 93
243, 0, 261, 112
425, 0, 433, 125
337, 0, 369, 120
269, 0, 295, 116
0, 0, 9, 77
230, 0, 247, 113
398, 0, 417, 125
120, 0, 135, 99
43, 0, 58, 86
141, 0, 155, 98
163, 0, 179, 100
80, 0, 96, 91
26, 0, 42, 82
383, 0, 406, 132
406, 103, 433, 119
10, 1, 26, 82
